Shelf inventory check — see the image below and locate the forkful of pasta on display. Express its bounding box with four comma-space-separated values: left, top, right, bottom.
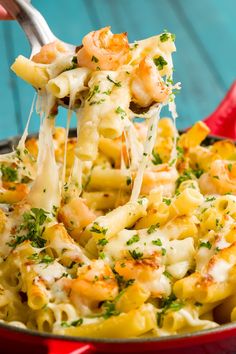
0, 0, 178, 113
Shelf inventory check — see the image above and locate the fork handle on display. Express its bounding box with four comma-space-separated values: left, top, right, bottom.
0, 0, 56, 55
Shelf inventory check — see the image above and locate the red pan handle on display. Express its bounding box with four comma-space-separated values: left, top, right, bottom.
46, 340, 95, 354
203, 81, 236, 139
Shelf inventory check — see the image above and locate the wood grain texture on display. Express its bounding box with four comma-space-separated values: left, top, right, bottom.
0, 0, 235, 138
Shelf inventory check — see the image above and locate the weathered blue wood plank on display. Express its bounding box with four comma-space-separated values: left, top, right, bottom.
175, 0, 236, 91
0, 23, 19, 138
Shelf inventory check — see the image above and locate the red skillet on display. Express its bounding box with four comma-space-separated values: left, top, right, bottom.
0, 81, 235, 354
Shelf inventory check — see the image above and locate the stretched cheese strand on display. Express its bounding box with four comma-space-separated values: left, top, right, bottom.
130, 105, 161, 201
27, 116, 60, 211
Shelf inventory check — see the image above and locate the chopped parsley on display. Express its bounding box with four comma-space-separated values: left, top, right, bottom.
152, 150, 162, 165
103, 89, 112, 95
98, 238, 108, 246
157, 294, 184, 327
40, 255, 54, 264
163, 270, 173, 279
27, 253, 54, 265
176, 146, 184, 159
102, 301, 120, 319
115, 106, 126, 119
99, 252, 106, 260
0, 165, 18, 182
90, 222, 108, 235
160, 31, 176, 42
91, 55, 99, 63
161, 248, 166, 256
176, 168, 204, 188
153, 56, 168, 70
126, 234, 140, 246
126, 176, 132, 186
163, 198, 171, 206
152, 239, 162, 246
61, 318, 83, 327
89, 98, 105, 106
147, 224, 160, 234
228, 163, 233, 172
107, 75, 121, 87
160, 33, 169, 42
8, 208, 49, 248
87, 85, 100, 102
205, 196, 216, 202
129, 249, 143, 260
199, 241, 212, 249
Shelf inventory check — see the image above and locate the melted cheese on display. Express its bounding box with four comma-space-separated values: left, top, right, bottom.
27, 117, 60, 212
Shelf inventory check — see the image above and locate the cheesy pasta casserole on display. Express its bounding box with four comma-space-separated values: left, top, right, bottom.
0, 27, 235, 338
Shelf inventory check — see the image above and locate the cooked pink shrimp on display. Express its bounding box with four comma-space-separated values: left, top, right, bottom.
32, 41, 67, 64
131, 56, 170, 107
114, 258, 164, 297
70, 260, 118, 303
77, 26, 130, 70
199, 160, 236, 195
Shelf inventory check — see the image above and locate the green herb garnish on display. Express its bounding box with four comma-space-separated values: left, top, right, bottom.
153, 56, 168, 70
152, 151, 162, 165
126, 234, 140, 246
107, 75, 121, 87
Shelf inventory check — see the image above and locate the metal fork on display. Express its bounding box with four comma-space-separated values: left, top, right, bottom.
0, 0, 75, 56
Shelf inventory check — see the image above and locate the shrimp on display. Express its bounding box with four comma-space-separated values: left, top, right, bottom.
70, 260, 118, 306
141, 164, 178, 196
32, 41, 67, 64
114, 258, 164, 297
77, 27, 130, 70
131, 56, 170, 107
58, 197, 96, 241
199, 160, 236, 195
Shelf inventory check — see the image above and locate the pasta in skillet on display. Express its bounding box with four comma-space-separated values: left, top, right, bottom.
0, 27, 235, 338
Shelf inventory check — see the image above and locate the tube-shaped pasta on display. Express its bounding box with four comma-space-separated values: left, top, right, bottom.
174, 243, 236, 303
82, 191, 128, 210
178, 121, 210, 149
178, 180, 199, 192
47, 68, 90, 98
86, 198, 148, 243
11, 55, 50, 89
99, 113, 123, 139
157, 117, 176, 138
162, 216, 198, 240
169, 188, 204, 218
135, 202, 169, 229
115, 283, 150, 313
56, 305, 155, 338
43, 224, 89, 266
36, 307, 55, 332
98, 137, 121, 163
87, 167, 129, 191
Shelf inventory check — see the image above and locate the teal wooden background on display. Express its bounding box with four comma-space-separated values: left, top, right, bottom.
0, 0, 235, 139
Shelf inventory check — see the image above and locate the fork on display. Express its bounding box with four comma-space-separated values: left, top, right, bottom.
0, 0, 75, 57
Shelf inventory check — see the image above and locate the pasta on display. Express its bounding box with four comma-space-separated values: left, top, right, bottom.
0, 26, 235, 339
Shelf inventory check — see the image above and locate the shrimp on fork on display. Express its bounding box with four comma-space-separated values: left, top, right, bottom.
32, 41, 68, 64
131, 56, 170, 107
77, 26, 130, 70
